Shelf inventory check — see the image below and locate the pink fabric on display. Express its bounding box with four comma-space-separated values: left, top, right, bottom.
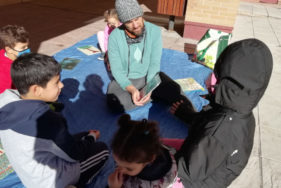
211, 73, 217, 92
161, 138, 184, 151
97, 25, 114, 52
161, 138, 185, 188
103, 25, 114, 52
172, 178, 184, 188
97, 31, 105, 52
98, 23, 122, 52
0, 49, 14, 93
205, 72, 217, 94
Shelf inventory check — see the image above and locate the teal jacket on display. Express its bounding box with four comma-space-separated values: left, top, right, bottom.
108, 21, 162, 90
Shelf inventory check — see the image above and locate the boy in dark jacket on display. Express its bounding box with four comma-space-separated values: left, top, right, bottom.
171, 39, 273, 188
0, 53, 109, 188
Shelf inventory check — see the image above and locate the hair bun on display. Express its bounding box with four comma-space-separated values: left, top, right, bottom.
118, 114, 131, 127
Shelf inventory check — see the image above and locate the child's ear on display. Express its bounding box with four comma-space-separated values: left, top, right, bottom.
5, 46, 13, 53
30, 85, 43, 97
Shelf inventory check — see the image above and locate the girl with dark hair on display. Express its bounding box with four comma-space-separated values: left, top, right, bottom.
108, 114, 178, 188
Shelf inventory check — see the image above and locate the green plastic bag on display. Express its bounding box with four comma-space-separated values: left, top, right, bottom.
194, 29, 232, 69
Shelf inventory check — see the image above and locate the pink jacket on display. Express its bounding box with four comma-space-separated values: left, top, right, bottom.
103, 23, 122, 52
103, 25, 114, 52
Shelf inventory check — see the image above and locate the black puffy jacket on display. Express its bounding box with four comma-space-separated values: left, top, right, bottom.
176, 39, 273, 188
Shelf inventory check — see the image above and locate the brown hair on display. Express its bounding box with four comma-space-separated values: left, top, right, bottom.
103, 9, 119, 22
111, 114, 162, 163
0, 25, 29, 49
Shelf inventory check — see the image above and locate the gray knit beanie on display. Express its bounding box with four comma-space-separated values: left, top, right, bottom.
115, 0, 143, 23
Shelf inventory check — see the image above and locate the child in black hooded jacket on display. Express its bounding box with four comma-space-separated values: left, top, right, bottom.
171, 39, 273, 188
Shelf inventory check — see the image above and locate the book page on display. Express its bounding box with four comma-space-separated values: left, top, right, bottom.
59, 58, 81, 70
140, 74, 161, 99
175, 77, 204, 91
77, 45, 101, 55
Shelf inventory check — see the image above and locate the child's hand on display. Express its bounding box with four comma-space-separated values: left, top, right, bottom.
170, 100, 184, 114
88, 130, 100, 140
108, 168, 124, 188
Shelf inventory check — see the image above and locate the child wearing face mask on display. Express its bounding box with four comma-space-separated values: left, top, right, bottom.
0, 25, 30, 93
97, 9, 121, 61
108, 114, 179, 188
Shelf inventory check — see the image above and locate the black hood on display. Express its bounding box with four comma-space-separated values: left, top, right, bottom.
214, 39, 273, 114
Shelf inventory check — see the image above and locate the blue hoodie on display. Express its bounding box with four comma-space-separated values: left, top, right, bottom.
0, 90, 99, 188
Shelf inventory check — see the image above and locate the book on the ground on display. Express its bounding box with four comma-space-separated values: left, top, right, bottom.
59, 58, 81, 70
175, 77, 205, 91
77, 45, 101, 55
0, 140, 14, 180
140, 74, 161, 99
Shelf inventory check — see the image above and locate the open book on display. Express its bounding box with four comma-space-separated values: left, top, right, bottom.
140, 74, 161, 99
77, 45, 101, 55
175, 77, 204, 92
59, 58, 81, 70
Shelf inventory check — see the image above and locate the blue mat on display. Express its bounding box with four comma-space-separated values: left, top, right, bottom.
55, 34, 212, 143
0, 173, 24, 188
0, 34, 212, 188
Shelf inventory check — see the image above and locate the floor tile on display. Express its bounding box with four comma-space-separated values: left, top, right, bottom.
253, 5, 268, 17
238, 2, 253, 16
267, 7, 281, 19
228, 155, 262, 188
262, 158, 281, 187
260, 126, 281, 161
259, 73, 281, 131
